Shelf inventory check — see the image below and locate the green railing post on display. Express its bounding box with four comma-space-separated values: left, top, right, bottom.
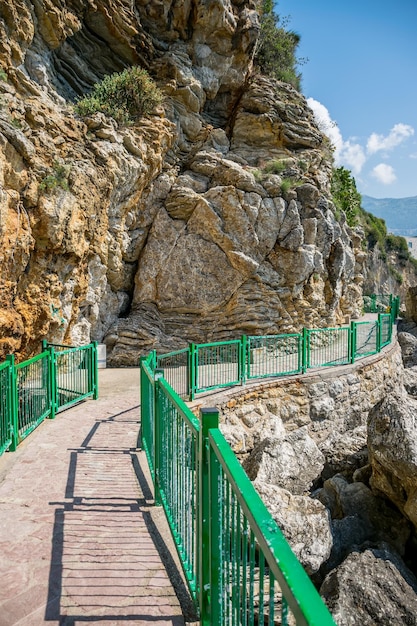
377, 314, 382, 352
6, 355, 18, 452
350, 321, 357, 363
92, 341, 99, 400
240, 335, 247, 385
154, 369, 164, 507
208, 429, 222, 626
198, 407, 219, 625
48, 345, 57, 419
139, 356, 148, 450
301, 328, 308, 373
189, 343, 197, 401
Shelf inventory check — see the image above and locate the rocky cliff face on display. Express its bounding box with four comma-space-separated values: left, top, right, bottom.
0, 0, 365, 364
363, 246, 416, 305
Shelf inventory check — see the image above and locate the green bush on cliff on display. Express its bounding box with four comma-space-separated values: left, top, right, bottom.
40, 161, 70, 193
255, 0, 302, 89
331, 166, 415, 275
362, 211, 387, 252
331, 166, 362, 227
75, 67, 163, 125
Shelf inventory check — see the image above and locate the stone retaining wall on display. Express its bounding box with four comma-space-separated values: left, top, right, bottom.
191, 338, 403, 450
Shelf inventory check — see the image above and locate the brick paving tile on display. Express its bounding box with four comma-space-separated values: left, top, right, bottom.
0, 369, 192, 626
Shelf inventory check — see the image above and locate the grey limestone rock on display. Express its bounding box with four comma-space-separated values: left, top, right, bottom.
320, 545, 417, 626
242, 426, 324, 495
368, 391, 417, 531
254, 480, 332, 575
315, 474, 410, 576
398, 331, 417, 368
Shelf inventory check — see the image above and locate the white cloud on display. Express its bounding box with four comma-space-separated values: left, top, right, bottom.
307, 98, 365, 174
371, 163, 397, 185
337, 140, 366, 175
367, 123, 414, 154
307, 98, 412, 190
307, 97, 343, 147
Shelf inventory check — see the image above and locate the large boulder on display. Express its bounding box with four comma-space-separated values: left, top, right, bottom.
315, 474, 410, 576
403, 367, 417, 397
319, 425, 368, 481
368, 391, 417, 531
254, 480, 332, 575
320, 545, 417, 625
243, 426, 325, 494
405, 286, 417, 325
398, 332, 417, 368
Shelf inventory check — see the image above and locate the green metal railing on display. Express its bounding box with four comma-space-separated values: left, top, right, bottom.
379, 313, 393, 348
140, 294, 399, 623
363, 293, 392, 313
247, 333, 302, 379
157, 296, 400, 400
157, 348, 189, 398
140, 367, 336, 625
15, 351, 52, 441
0, 359, 14, 455
46, 342, 98, 412
193, 340, 242, 394
0, 341, 98, 456
306, 327, 350, 368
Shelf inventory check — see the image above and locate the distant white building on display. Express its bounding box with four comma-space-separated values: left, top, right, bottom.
404, 236, 417, 259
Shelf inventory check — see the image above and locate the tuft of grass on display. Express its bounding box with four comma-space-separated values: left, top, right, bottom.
40, 161, 71, 193
388, 264, 403, 285
0, 69, 7, 82
264, 159, 287, 175
280, 178, 293, 195
11, 117, 22, 129
75, 66, 163, 126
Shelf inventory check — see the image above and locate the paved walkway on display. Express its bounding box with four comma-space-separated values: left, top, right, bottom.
0, 369, 194, 626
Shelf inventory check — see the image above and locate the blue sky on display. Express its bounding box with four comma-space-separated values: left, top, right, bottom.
276, 0, 417, 198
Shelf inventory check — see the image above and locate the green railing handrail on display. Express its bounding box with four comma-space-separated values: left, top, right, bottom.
0, 341, 98, 456
208, 425, 335, 625
141, 294, 400, 623
157, 296, 400, 400
140, 364, 337, 624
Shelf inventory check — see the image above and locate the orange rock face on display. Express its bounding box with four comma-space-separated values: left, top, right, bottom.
0, 0, 365, 364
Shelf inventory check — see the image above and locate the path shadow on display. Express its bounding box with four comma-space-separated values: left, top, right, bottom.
45, 405, 196, 624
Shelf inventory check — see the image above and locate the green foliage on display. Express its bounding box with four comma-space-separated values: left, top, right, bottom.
40, 162, 71, 193
264, 159, 288, 174
75, 67, 163, 125
11, 117, 22, 129
280, 178, 293, 195
388, 264, 403, 285
253, 169, 263, 182
362, 210, 387, 251
0, 69, 7, 82
385, 234, 409, 256
297, 159, 308, 172
331, 166, 416, 277
331, 167, 362, 227
255, 0, 303, 89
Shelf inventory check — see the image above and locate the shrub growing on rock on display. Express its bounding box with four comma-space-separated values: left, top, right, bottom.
255, 0, 302, 89
75, 67, 163, 125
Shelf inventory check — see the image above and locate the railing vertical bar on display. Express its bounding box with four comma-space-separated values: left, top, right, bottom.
209, 440, 222, 624
154, 369, 164, 507
198, 407, 219, 625
7, 355, 18, 452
